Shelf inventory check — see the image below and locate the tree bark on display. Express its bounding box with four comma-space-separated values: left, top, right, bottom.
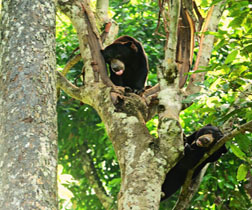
96, 0, 109, 22
186, 0, 226, 95
157, 0, 184, 179
0, 1, 57, 209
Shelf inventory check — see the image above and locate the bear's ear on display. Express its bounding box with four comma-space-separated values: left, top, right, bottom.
124, 41, 138, 52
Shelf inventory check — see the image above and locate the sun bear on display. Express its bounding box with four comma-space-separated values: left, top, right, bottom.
161, 124, 227, 201
101, 35, 148, 92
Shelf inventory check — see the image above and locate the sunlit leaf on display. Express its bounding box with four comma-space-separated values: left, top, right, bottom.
235, 133, 252, 153
230, 144, 246, 161
228, 12, 247, 28
237, 164, 248, 181
224, 50, 238, 64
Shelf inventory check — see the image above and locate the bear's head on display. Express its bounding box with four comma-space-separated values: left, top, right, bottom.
194, 124, 223, 147
101, 41, 138, 76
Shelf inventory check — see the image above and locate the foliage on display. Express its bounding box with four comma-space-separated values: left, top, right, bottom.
179, 1, 252, 209
56, 0, 252, 209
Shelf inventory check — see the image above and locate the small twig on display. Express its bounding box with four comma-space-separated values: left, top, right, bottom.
142, 84, 160, 98
193, 1, 204, 32
159, 0, 181, 85
155, 0, 166, 34
101, 22, 112, 43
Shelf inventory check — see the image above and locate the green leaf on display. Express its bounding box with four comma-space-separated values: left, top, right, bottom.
109, 178, 121, 187
235, 133, 252, 153
237, 164, 248, 181
224, 50, 238, 64
242, 44, 252, 55
224, 182, 235, 189
217, 109, 242, 123
228, 11, 247, 28
230, 144, 246, 161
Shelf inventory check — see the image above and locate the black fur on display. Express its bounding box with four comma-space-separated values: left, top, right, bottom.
101, 36, 148, 92
161, 125, 227, 201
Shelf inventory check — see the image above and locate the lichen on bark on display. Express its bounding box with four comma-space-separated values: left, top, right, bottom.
0, 0, 58, 209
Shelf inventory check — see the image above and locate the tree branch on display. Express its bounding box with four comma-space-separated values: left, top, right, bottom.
96, 0, 118, 45
57, 0, 113, 87
186, 0, 226, 95
157, 0, 182, 120
101, 21, 119, 46
56, 71, 82, 101
57, 1, 172, 209
96, 0, 109, 22
81, 1, 113, 86
177, 6, 195, 88
192, 5, 214, 73
62, 54, 82, 76
244, 171, 252, 200
157, 1, 184, 184
173, 120, 252, 209
192, 1, 204, 32
182, 0, 204, 33
159, 0, 181, 86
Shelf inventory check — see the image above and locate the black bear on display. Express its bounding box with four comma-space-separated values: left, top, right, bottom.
161, 124, 227, 201
101, 36, 148, 92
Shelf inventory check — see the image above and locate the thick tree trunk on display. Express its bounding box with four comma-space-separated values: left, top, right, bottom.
0, 1, 57, 209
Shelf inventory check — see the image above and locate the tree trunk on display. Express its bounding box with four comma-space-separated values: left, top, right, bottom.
0, 1, 57, 209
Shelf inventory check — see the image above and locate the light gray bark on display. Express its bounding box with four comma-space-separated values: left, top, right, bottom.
0, 1, 57, 210
96, 0, 109, 22
158, 0, 184, 174
186, 0, 227, 95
